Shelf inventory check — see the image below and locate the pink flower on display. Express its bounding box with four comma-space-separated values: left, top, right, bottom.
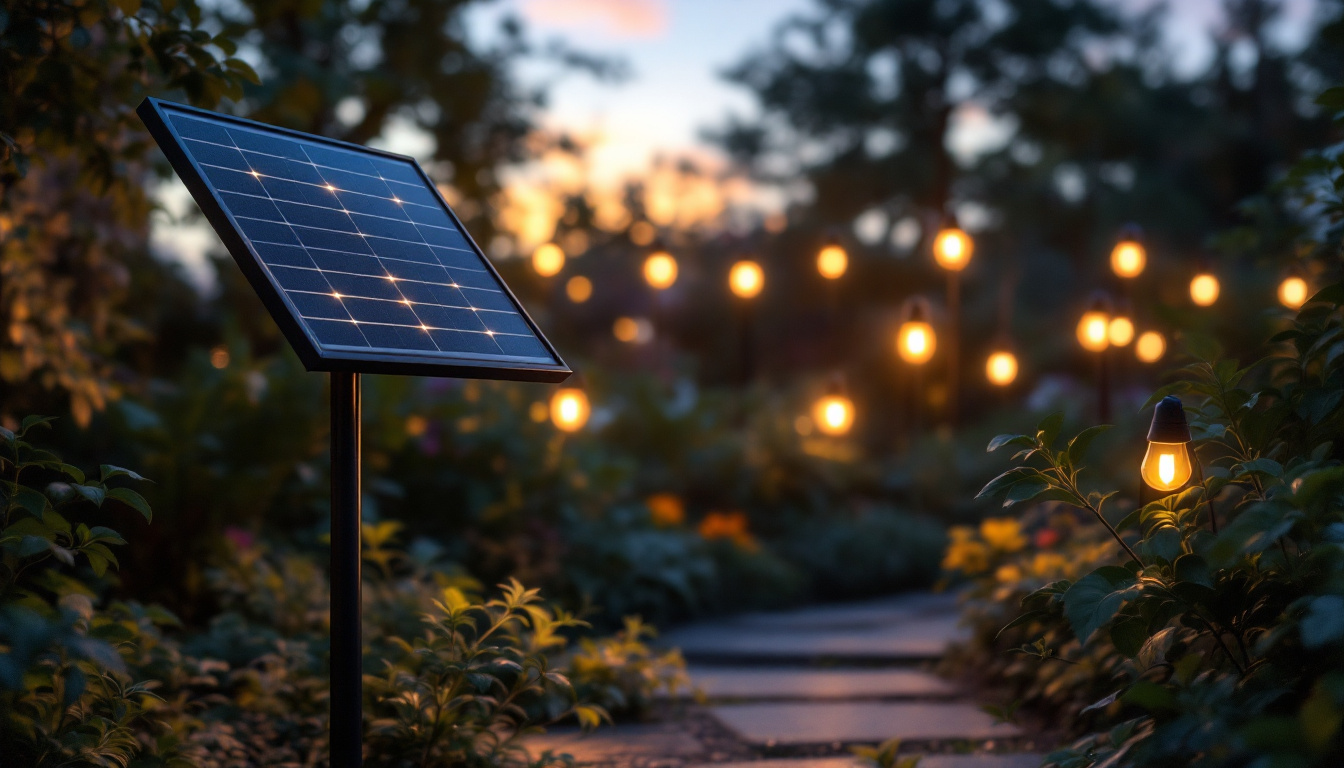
224, 526, 255, 551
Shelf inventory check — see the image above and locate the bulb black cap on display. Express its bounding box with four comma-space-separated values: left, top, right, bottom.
1147, 395, 1192, 443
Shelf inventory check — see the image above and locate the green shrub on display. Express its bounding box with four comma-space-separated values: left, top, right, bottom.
0, 416, 186, 766
2, 419, 692, 766
365, 579, 603, 768
564, 616, 692, 719
942, 83, 1344, 768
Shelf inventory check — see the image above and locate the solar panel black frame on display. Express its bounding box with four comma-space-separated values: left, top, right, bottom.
137, 97, 571, 383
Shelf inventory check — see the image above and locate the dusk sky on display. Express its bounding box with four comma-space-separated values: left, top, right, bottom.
154, 0, 1323, 285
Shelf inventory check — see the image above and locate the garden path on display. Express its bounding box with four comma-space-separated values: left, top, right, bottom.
528, 591, 1047, 768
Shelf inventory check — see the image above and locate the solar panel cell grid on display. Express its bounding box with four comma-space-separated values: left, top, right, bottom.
144, 102, 563, 379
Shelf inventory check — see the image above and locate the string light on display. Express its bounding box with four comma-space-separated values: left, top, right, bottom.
1136, 331, 1166, 363
817, 242, 848, 280
1278, 276, 1308, 309
1190, 273, 1220, 306
532, 243, 565, 277
644, 251, 678, 290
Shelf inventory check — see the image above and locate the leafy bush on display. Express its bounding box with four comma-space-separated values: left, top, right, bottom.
564, 616, 692, 719
939, 82, 1344, 768
365, 579, 602, 768
1, 416, 185, 766
3, 419, 690, 766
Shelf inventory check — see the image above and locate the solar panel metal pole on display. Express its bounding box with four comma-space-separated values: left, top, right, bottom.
136, 100, 573, 768
329, 372, 363, 768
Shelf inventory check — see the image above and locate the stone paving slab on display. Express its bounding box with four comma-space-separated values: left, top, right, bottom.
710, 702, 1021, 745
730, 593, 962, 631
663, 614, 967, 663
684, 666, 956, 700
688, 756, 1042, 768
526, 723, 703, 762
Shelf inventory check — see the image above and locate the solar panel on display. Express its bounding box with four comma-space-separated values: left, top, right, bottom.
137, 98, 570, 383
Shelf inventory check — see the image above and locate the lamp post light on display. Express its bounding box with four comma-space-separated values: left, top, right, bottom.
643, 245, 679, 368
897, 298, 936, 437
932, 214, 971, 427
986, 349, 1018, 387
1278, 275, 1309, 309
532, 242, 565, 277
1076, 295, 1112, 422
729, 259, 764, 384
1110, 225, 1146, 279
897, 303, 937, 365
812, 376, 855, 436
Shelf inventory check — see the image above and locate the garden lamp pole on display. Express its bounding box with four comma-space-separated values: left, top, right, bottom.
330, 371, 363, 768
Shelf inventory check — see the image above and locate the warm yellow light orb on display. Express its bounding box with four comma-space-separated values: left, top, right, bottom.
812, 395, 855, 436
550, 388, 590, 432
1110, 241, 1146, 278
532, 243, 565, 277
644, 251, 678, 290
933, 227, 973, 271
817, 244, 848, 279
1278, 277, 1308, 309
566, 275, 593, 303
613, 317, 639, 343
986, 351, 1018, 386
1107, 316, 1135, 347
1141, 441, 1193, 491
1190, 273, 1220, 306
1135, 331, 1166, 363
897, 321, 936, 364
729, 260, 764, 299
1077, 311, 1110, 352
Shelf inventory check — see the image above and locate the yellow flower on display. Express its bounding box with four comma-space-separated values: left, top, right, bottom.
1029, 552, 1068, 578
980, 517, 1027, 553
949, 525, 976, 543
941, 539, 989, 575
646, 493, 685, 527
995, 564, 1023, 584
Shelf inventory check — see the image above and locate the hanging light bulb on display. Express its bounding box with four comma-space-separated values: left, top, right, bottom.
532, 243, 565, 277
729, 260, 765, 299
1278, 276, 1308, 309
644, 249, 678, 290
897, 301, 936, 364
1140, 396, 1194, 491
986, 350, 1018, 386
1076, 300, 1111, 353
812, 377, 855, 436
1110, 225, 1146, 278
550, 387, 590, 432
817, 236, 848, 280
1135, 331, 1166, 363
1190, 272, 1220, 306
932, 215, 973, 271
